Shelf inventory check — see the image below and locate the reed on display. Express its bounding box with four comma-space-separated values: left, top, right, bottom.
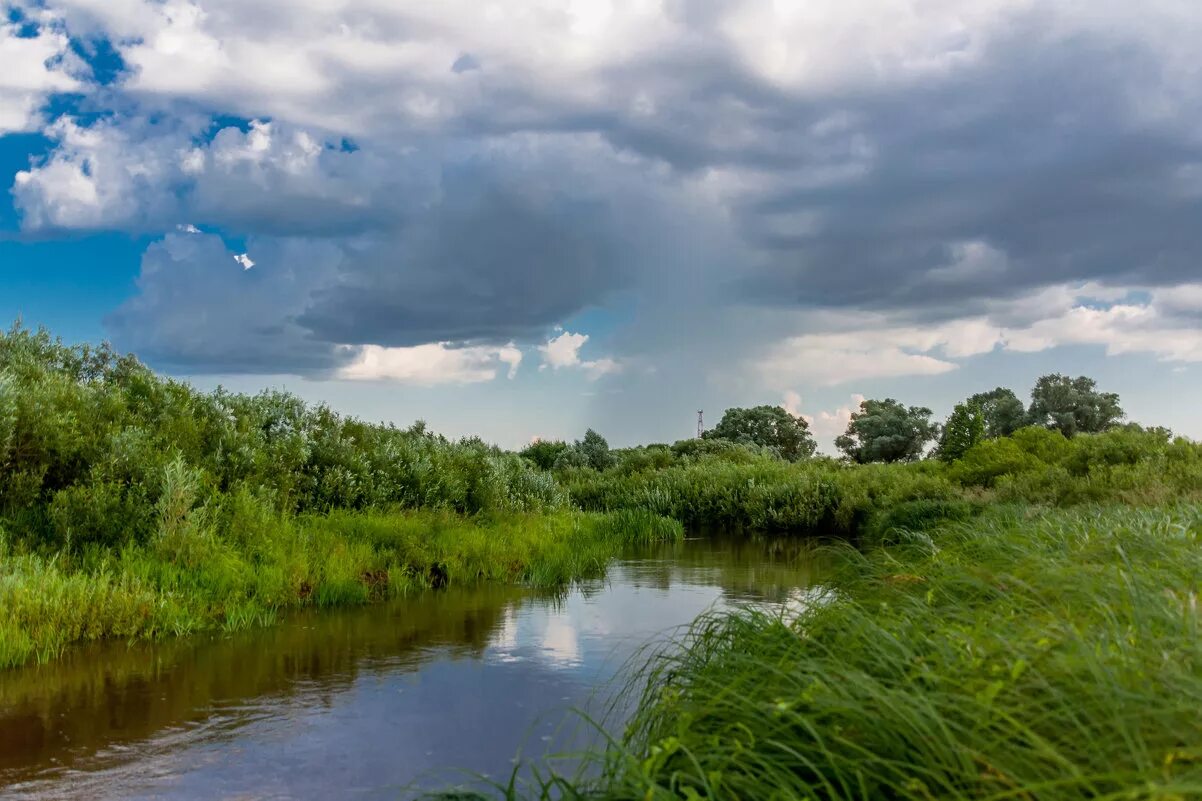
526, 504, 1202, 799
0, 508, 681, 670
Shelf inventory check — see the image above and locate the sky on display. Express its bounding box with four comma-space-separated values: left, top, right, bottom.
2, 0, 1202, 451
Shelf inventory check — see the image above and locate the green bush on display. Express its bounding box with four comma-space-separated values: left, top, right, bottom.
951, 437, 1039, 487
0, 325, 568, 550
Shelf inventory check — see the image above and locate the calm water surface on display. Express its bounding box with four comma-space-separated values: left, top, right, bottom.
0, 536, 821, 799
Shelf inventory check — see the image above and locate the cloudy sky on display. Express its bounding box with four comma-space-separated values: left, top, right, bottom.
3, 0, 1201, 449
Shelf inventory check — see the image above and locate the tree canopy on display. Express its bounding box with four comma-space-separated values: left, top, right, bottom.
705, 405, 817, 461
551, 428, 615, 471
936, 402, 986, 463
835, 398, 939, 464
519, 439, 569, 471
1028, 374, 1123, 437
967, 387, 1027, 439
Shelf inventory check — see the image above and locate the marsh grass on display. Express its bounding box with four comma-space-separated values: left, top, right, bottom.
479, 504, 1202, 800
0, 509, 682, 670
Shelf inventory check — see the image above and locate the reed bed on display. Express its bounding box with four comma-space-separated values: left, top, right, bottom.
517, 504, 1202, 799
0, 508, 682, 670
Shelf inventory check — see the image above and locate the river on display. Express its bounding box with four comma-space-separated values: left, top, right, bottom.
0, 535, 822, 799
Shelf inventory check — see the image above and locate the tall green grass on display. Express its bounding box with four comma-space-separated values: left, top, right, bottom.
562, 457, 964, 537
0, 508, 682, 671
541, 504, 1202, 799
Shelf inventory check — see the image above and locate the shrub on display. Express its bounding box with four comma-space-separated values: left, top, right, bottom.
951, 437, 1040, 487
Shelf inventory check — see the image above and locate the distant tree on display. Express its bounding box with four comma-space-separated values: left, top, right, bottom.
519, 439, 569, 471
578, 428, 616, 471
1027, 374, 1123, 437
967, 387, 1027, 439
551, 446, 589, 470
936, 402, 986, 463
705, 405, 817, 461
835, 398, 939, 464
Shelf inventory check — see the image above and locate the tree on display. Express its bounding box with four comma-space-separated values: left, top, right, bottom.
578, 428, 615, 471
519, 439, 569, 471
551, 445, 589, 470
936, 402, 986, 463
705, 405, 817, 461
966, 387, 1026, 439
835, 398, 938, 464
1027, 374, 1123, 437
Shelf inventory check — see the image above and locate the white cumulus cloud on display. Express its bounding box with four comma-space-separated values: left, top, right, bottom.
0, 18, 81, 134
538, 330, 620, 380
339, 343, 522, 385
758, 281, 1202, 388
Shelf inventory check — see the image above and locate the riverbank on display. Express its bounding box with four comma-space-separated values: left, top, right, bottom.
0, 534, 815, 798
531, 503, 1202, 799
0, 508, 682, 670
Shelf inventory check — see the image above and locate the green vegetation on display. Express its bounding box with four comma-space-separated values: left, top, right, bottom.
835, 398, 939, 464
491, 384, 1201, 798
558, 423, 1201, 542
935, 401, 985, 463
0, 325, 682, 670
968, 387, 1027, 439
704, 404, 817, 461
1028, 373, 1124, 437
6, 323, 1202, 799
0, 509, 681, 671
564, 504, 1202, 799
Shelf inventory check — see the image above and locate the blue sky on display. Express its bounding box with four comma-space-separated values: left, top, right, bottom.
2, 1, 1201, 450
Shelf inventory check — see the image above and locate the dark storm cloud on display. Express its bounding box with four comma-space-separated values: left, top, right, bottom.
104, 151, 671, 372
297, 172, 625, 347
713, 20, 1202, 318
34, 0, 1202, 375
105, 234, 349, 375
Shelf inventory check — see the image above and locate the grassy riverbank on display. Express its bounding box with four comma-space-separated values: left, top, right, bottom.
500, 503, 1202, 799
0, 325, 678, 669
0, 507, 681, 670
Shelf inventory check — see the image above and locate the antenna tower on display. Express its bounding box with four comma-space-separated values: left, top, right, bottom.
697, 410, 705, 439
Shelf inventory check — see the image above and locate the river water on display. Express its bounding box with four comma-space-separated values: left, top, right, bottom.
0, 536, 821, 799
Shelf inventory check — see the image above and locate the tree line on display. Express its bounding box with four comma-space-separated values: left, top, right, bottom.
523, 374, 1129, 470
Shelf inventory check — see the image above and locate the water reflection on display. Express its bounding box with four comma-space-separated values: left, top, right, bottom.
0, 535, 821, 799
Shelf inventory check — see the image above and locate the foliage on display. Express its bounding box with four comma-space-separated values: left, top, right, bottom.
0, 324, 567, 551
552, 444, 590, 470
5, 321, 1202, 689
579, 428, 616, 471
967, 387, 1026, 438
704, 404, 817, 461
949, 436, 1039, 487
835, 398, 939, 464
935, 402, 985, 463
860, 497, 977, 545
571, 505, 1202, 800
518, 439, 569, 471
548, 429, 616, 472
1028, 373, 1124, 436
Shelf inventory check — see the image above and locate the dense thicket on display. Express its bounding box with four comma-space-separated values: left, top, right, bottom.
0, 325, 565, 552
559, 423, 1202, 540
6, 325, 1197, 554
